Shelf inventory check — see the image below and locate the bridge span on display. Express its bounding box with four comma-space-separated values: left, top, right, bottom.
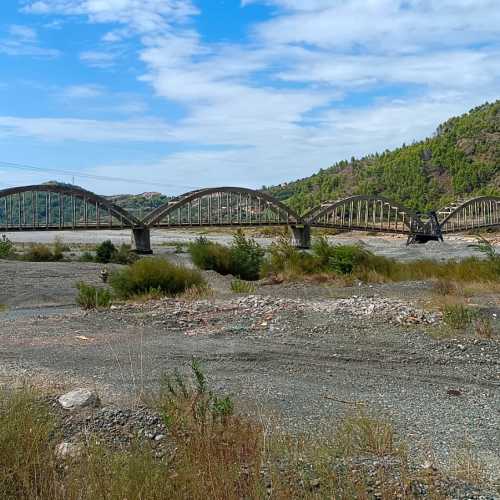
1, 184, 499, 253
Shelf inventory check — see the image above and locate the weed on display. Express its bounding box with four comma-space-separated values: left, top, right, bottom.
76, 282, 112, 310
442, 304, 478, 330
231, 278, 257, 294
432, 278, 460, 296
0, 235, 14, 258
179, 284, 214, 301
110, 257, 205, 299
474, 317, 494, 339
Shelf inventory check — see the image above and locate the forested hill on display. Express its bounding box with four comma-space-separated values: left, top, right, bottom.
265, 101, 500, 214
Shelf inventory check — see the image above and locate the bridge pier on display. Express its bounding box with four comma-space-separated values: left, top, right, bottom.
290, 224, 311, 249
131, 227, 153, 254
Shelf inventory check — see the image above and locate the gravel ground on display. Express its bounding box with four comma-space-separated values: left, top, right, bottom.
0, 246, 499, 496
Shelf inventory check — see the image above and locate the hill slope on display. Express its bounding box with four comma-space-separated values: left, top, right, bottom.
266, 101, 500, 213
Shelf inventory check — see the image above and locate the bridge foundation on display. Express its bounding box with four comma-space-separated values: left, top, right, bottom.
290, 224, 311, 249
131, 227, 153, 254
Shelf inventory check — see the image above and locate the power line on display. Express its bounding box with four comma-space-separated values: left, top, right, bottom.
0, 161, 200, 193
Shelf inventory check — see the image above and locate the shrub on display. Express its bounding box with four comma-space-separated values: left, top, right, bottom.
0, 235, 14, 258
95, 240, 116, 263
79, 251, 95, 262
24, 243, 64, 262
442, 304, 478, 330
188, 237, 233, 274
230, 278, 256, 294
261, 236, 318, 278
110, 258, 205, 299
188, 231, 265, 281
230, 230, 265, 280
312, 238, 373, 274
76, 282, 112, 310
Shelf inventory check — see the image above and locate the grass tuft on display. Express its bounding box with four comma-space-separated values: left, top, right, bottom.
231, 278, 257, 294
76, 282, 112, 310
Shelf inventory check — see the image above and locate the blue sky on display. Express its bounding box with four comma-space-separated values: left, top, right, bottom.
0, 0, 499, 195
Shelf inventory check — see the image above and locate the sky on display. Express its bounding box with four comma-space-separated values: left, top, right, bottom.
0, 0, 499, 195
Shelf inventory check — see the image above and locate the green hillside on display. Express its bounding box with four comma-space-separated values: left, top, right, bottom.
265, 101, 500, 214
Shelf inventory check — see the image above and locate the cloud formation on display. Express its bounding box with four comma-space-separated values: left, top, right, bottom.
10, 0, 500, 192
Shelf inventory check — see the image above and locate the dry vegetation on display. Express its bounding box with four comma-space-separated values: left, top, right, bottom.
0, 363, 492, 500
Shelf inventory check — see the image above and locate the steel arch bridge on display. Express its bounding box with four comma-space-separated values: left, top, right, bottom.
1, 184, 499, 252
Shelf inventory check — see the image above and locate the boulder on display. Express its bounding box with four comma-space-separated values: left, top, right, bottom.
58, 388, 99, 410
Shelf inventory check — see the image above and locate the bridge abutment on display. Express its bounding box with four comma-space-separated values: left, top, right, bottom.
290, 225, 311, 249
131, 227, 153, 254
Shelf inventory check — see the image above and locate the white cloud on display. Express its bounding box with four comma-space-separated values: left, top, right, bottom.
61, 84, 105, 99
0, 116, 173, 142
0, 23, 60, 57
22, 0, 199, 36
14, 0, 500, 190
79, 50, 117, 67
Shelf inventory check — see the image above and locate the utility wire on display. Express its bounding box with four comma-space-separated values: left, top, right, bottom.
0, 161, 200, 192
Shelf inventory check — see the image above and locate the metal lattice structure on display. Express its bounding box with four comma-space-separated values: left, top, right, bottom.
0, 185, 141, 231
304, 195, 422, 234
142, 187, 301, 227
2, 183, 500, 251
438, 196, 500, 233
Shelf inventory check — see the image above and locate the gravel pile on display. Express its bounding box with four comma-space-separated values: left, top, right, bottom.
110, 294, 441, 337
50, 399, 167, 451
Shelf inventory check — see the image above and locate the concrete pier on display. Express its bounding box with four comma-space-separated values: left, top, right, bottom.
131, 227, 153, 254
290, 224, 311, 249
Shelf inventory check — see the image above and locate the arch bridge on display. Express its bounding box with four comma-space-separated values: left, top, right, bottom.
1, 184, 498, 253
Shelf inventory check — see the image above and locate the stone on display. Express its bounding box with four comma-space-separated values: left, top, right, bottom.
55, 441, 83, 459
58, 388, 100, 410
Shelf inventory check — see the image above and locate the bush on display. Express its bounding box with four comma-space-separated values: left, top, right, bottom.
24, 243, 64, 262
95, 240, 116, 263
76, 282, 112, 310
0, 235, 14, 258
188, 237, 233, 275
188, 231, 265, 281
230, 230, 265, 280
110, 258, 205, 299
313, 238, 371, 275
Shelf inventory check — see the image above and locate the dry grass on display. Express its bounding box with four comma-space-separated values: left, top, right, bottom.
179, 284, 215, 300
0, 375, 490, 500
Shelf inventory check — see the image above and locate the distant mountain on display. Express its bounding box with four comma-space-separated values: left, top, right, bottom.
265, 101, 500, 213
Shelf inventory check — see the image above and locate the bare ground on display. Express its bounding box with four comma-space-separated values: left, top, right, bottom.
0, 256, 499, 492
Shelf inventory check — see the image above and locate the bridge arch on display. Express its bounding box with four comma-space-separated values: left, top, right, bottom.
142, 187, 302, 227
305, 195, 422, 234
0, 184, 141, 230
438, 196, 500, 233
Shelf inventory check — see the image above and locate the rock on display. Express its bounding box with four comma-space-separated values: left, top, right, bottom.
58, 388, 100, 410
55, 441, 83, 459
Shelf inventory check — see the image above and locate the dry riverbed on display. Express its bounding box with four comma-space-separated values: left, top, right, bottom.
0, 238, 499, 497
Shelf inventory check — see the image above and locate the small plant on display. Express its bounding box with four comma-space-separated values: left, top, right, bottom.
474, 317, 494, 339
110, 257, 205, 299
95, 240, 116, 263
334, 414, 399, 457
442, 304, 478, 330
180, 284, 214, 301
0, 235, 14, 258
432, 278, 458, 296
188, 237, 233, 275
76, 282, 112, 309
79, 251, 95, 262
230, 278, 256, 294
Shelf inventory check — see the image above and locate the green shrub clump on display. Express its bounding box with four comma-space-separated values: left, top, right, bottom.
110, 257, 205, 299
76, 282, 112, 310
188, 230, 264, 281
0, 235, 14, 258
85, 241, 137, 264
